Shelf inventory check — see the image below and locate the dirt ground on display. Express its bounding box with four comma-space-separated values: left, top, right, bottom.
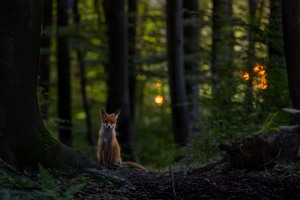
74, 160, 300, 199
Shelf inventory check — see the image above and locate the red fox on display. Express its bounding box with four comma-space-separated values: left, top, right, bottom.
97, 108, 145, 170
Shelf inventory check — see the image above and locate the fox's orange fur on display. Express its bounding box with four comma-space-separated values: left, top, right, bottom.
97, 108, 145, 170
97, 108, 122, 168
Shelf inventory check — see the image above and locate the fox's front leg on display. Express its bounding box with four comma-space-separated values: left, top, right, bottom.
97, 148, 102, 164
107, 150, 113, 168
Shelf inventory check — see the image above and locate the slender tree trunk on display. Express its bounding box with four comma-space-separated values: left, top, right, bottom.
0, 0, 99, 171
282, 0, 300, 109
183, 0, 200, 134
211, 0, 234, 110
57, 0, 72, 147
246, 0, 257, 111
128, 0, 137, 119
166, 0, 190, 146
103, 0, 133, 159
72, 0, 95, 146
39, 0, 52, 120
264, 0, 285, 110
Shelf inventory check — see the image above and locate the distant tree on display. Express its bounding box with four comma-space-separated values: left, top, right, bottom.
128, 0, 137, 119
183, 0, 200, 134
0, 0, 97, 170
57, 0, 72, 147
246, 0, 258, 110
72, 0, 95, 146
103, 0, 133, 159
282, 0, 300, 109
263, 0, 286, 110
211, 0, 234, 110
166, 0, 190, 146
39, 0, 52, 120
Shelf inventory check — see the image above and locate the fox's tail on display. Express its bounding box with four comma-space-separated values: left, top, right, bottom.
122, 161, 147, 171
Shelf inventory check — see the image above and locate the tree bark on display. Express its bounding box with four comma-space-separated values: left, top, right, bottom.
0, 0, 99, 171
57, 0, 72, 147
166, 0, 190, 146
183, 0, 200, 134
128, 0, 137, 120
39, 0, 52, 120
263, 0, 285, 111
282, 0, 300, 110
246, 0, 257, 111
211, 0, 234, 111
103, 0, 134, 159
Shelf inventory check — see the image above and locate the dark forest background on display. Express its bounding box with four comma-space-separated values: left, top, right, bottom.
38, 0, 294, 169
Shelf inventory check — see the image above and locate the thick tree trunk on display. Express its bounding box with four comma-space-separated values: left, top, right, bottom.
57, 0, 72, 147
103, 0, 134, 159
183, 0, 200, 134
39, 0, 52, 120
0, 0, 99, 171
166, 0, 190, 145
282, 0, 300, 110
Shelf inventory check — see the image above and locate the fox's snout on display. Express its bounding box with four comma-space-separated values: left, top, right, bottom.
104, 124, 114, 129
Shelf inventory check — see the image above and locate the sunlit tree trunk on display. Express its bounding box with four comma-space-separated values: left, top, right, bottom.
282, 0, 300, 109
57, 0, 72, 147
0, 0, 98, 171
183, 0, 200, 134
166, 0, 190, 146
39, 0, 52, 120
103, 0, 134, 159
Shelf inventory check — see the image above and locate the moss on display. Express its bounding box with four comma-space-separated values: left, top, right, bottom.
13, 124, 62, 169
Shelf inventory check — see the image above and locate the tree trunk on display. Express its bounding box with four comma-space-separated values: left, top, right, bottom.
72, 0, 95, 146
282, 0, 300, 110
264, 0, 285, 111
211, 0, 234, 112
166, 0, 190, 146
39, 0, 52, 120
128, 0, 137, 120
246, 0, 257, 111
183, 0, 200, 134
57, 0, 72, 147
0, 0, 99, 171
103, 0, 134, 159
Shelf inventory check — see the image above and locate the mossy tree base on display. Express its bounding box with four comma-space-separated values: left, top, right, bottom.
1, 125, 102, 171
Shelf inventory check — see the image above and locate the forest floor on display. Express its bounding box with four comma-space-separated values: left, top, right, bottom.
74, 160, 300, 200
2, 144, 300, 199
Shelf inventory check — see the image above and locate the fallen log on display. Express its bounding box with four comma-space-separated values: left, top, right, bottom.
220, 131, 300, 170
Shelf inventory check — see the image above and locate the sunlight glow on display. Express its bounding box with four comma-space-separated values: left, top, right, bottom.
154, 95, 164, 106
242, 63, 268, 90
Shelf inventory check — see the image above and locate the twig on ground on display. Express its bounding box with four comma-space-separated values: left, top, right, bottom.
169, 165, 178, 199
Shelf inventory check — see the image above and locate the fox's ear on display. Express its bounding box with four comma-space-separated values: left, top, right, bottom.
114, 109, 121, 117
100, 108, 107, 118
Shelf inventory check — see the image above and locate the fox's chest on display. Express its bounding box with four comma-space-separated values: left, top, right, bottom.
101, 135, 114, 151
